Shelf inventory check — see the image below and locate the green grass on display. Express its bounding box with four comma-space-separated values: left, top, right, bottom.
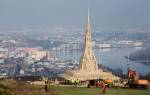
0, 79, 55, 95
0, 79, 150, 95
52, 86, 150, 95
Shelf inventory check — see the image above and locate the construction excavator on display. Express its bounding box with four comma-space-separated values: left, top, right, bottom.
127, 67, 149, 89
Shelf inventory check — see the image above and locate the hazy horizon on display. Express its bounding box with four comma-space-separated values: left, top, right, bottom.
0, 0, 150, 28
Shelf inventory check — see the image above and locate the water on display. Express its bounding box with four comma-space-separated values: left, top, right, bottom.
55, 47, 150, 75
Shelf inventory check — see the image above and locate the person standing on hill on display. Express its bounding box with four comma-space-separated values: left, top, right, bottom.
101, 81, 106, 94
45, 81, 48, 92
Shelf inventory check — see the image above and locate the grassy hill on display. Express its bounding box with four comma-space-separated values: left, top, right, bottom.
0, 79, 55, 95
53, 86, 150, 95
0, 79, 150, 95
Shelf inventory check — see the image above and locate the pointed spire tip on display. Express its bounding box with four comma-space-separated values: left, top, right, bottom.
87, 7, 90, 23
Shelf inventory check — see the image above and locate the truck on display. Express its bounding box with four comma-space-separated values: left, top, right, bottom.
127, 67, 149, 89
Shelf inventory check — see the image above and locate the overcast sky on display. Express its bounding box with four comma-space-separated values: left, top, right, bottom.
0, 0, 150, 28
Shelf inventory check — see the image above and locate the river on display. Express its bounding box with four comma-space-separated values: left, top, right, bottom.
55, 47, 150, 75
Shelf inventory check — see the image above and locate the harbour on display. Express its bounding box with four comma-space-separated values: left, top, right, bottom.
56, 47, 150, 75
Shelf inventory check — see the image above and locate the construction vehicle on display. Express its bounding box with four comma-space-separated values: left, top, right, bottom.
103, 79, 113, 87
127, 67, 149, 89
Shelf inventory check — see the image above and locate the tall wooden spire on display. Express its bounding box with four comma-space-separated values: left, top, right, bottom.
62, 9, 119, 81
79, 9, 98, 71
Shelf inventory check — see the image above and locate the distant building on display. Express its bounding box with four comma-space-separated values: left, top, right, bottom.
19, 48, 47, 61
0, 48, 8, 58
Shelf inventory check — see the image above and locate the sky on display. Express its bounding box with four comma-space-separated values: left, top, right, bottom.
0, 0, 150, 28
